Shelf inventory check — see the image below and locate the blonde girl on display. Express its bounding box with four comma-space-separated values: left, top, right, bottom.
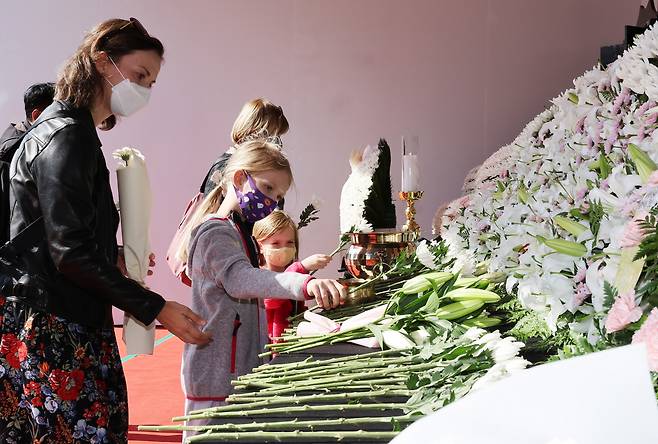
180, 140, 344, 436
253, 210, 331, 341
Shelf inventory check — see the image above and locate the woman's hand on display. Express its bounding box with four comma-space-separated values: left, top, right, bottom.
147, 252, 155, 276
306, 279, 346, 310
156, 301, 212, 345
301, 254, 331, 272
117, 249, 156, 277
117, 246, 127, 275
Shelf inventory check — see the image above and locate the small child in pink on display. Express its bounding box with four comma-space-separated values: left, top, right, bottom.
253, 210, 331, 342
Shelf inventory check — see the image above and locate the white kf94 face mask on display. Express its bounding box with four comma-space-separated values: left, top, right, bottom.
106, 57, 151, 117
262, 246, 296, 268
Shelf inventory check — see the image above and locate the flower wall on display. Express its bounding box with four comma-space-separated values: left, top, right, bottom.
441, 23, 658, 364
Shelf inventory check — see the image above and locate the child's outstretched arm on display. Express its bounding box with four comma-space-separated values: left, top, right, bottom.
300, 254, 331, 272
190, 220, 344, 309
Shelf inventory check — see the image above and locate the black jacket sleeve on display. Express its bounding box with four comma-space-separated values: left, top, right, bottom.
31, 124, 165, 325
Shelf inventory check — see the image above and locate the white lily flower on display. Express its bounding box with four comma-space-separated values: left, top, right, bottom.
382, 330, 415, 350
409, 327, 431, 346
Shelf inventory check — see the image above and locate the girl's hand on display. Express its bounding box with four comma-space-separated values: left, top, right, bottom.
301, 254, 331, 271
306, 279, 346, 310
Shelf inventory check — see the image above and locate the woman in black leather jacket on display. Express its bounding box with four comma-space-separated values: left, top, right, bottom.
0, 18, 210, 443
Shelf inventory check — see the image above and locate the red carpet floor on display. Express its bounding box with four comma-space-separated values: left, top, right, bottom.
115, 327, 184, 444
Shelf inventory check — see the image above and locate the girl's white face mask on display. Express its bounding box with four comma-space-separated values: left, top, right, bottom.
262, 246, 296, 268
106, 57, 151, 117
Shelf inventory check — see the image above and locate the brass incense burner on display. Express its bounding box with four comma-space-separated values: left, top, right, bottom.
337, 278, 376, 306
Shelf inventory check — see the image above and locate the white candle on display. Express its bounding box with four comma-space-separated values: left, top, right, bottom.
401, 153, 420, 192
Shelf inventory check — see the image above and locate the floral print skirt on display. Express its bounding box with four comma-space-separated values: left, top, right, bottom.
0, 296, 128, 443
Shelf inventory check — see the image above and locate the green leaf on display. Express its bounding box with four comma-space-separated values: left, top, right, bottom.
603, 281, 618, 311
423, 292, 441, 312
588, 200, 605, 240
297, 202, 320, 230
599, 153, 611, 179
628, 143, 658, 183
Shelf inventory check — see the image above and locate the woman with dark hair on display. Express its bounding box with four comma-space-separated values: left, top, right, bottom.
0, 18, 210, 443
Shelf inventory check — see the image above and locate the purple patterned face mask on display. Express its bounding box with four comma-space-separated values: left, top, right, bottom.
234, 172, 278, 223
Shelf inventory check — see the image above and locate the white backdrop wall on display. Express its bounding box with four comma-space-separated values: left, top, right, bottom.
0, 0, 639, 320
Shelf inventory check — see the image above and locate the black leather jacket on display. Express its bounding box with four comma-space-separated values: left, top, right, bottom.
9, 100, 165, 328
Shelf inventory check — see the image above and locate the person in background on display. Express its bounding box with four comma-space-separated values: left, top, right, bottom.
252, 210, 331, 342
0, 82, 55, 156
0, 17, 210, 443
200, 97, 289, 196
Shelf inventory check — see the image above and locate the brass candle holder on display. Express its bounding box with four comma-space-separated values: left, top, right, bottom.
399, 190, 424, 234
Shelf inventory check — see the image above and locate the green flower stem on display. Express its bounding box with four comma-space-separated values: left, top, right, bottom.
235, 375, 406, 396
260, 328, 371, 357
266, 328, 367, 348
177, 402, 409, 421
273, 328, 370, 349
239, 359, 403, 382
309, 237, 351, 276
186, 430, 400, 443
237, 361, 410, 387
288, 294, 390, 325
223, 389, 414, 406
236, 370, 411, 390
257, 362, 439, 394
238, 356, 415, 383
278, 330, 370, 351
140, 414, 415, 434
348, 265, 400, 294
237, 378, 409, 397
190, 389, 415, 415
329, 331, 366, 344
250, 349, 402, 374
262, 334, 331, 351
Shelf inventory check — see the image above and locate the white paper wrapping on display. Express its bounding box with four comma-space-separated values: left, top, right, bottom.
114, 147, 155, 355
391, 344, 658, 444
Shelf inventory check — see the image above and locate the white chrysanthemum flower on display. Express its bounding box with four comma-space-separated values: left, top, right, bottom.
471, 356, 529, 392
462, 327, 486, 342
113, 147, 144, 167
415, 240, 439, 270
339, 145, 379, 233
491, 337, 525, 363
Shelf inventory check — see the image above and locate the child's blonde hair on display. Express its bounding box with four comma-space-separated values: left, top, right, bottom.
176, 140, 292, 264
253, 210, 300, 256
231, 98, 289, 145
